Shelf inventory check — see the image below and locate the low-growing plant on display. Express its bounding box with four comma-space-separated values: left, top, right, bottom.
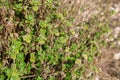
0, 0, 112, 80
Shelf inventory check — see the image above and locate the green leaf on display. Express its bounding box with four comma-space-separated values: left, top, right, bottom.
5, 68, 12, 77
38, 51, 46, 61
14, 40, 22, 48
48, 54, 57, 65
39, 20, 47, 28
49, 76, 54, 80
36, 35, 47, 44
19, 62, 26, 73
30, 0, 41, 5
11, 64, 17, 71
39, 29, 46, 35
26, 15, 34, 21
95, 32, 101, 38
66, 21, 72, 27
88, 56, 94, 62
18, 0, 23, 2
58, 36, 68, 44
17, 52, 24, 61
53, 29, 60, 36
14, 3, 23, 11
9, 40, 22, 60
65, 72, 71, 80
10, 53, 17, 61
24, 63, 32, 74
36, 76, 42, 80
0, 63, 2, 68
53, 43, 62, 50
46, 0, 53, 4
32, 6, 39, 11
10, 76, 20, 80
23, 34, 32, 43
30, 53, 35, 63
0, 25, 3, 31
10, 64, 20, 80
0, 75, 5, 80
70, 43, 78, 51
39, 40, 45, 45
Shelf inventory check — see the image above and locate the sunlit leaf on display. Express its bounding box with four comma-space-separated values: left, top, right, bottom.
30, 53, 35, 63
23, 34, 32, 43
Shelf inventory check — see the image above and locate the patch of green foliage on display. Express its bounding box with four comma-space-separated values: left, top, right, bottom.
0, 0, 111, 80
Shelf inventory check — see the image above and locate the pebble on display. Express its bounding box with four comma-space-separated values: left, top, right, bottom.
95, 75, 99, 80
114, 52, 120, 60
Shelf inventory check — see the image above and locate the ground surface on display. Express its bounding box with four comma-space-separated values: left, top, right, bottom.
95, 1, 120, 80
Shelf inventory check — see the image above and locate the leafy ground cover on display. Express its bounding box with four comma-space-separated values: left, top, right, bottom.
0, 0, 114, 80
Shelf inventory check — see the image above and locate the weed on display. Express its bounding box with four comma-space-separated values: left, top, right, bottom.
0, 0, 112, 80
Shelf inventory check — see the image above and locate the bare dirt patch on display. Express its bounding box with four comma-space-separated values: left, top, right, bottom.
95, 0, 120, 80
96, 48, 120, 80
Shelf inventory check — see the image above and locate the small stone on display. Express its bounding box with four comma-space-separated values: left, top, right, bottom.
117, 40, 120, 46
114, 52, 120, 60
95, 75, 99, 80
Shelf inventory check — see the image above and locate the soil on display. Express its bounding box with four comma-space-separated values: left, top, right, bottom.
96, 48, 120, 80
95, 0, 120, 80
